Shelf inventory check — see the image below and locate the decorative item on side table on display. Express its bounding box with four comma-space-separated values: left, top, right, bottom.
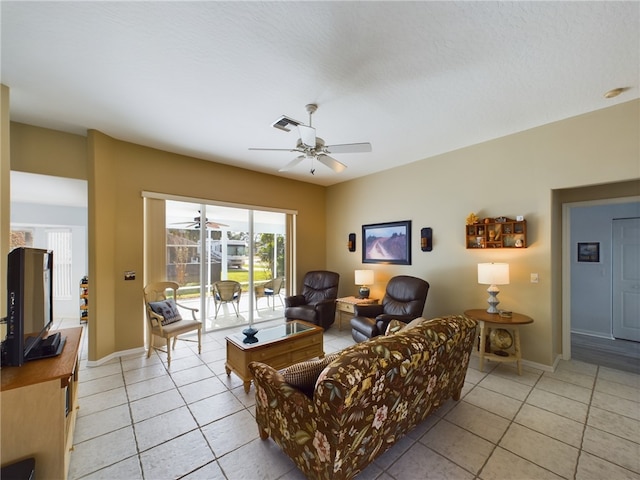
489, 328, 513, 356
354, 269, 374, 298
242, 326, 259, 343
243, 316, 259, 343
477, 263, 509, 313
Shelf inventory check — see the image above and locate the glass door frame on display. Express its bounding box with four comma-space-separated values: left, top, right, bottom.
143, 191, 296, 333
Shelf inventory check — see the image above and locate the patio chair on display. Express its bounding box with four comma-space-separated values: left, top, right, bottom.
212, 280, 242, 318
255, 276, 285, 310
143, 281, 202, 366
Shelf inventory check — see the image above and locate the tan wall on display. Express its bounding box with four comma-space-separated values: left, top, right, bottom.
0, 85, 10, 320
85, 131, 326, 360
327, 99, 640, 368
10, 122, 87, 178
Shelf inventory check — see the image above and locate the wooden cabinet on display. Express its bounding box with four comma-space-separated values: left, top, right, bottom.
466, 217, 527, 249
80, 277, 88, 324
1, 327, 82, 480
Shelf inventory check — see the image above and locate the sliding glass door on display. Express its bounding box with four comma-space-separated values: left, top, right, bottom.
164, 199, 286, 331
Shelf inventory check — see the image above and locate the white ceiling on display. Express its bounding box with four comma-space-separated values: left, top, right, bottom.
2, 1, 638, 187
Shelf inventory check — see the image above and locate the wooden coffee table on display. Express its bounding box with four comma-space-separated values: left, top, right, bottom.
225, 320, 324, 393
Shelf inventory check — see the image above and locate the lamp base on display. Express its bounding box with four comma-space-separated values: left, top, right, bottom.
486, 285, 500, 313
358, 286, 370, 299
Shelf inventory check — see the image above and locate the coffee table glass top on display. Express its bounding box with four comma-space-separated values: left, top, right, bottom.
226, 321, 317, 348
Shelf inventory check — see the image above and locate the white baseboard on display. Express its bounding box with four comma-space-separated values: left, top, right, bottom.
570, 329, 614, 340
521, 358, 556, 373
86, 346, 146, 368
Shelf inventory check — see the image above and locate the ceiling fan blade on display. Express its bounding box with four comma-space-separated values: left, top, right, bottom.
170, 222, 198, 229
205, 221, 228, 229
324, 142, 372, 154
317, 154, 347, 173
298, 125, 316, 148
278, 155, 305, 172
249, 147, 298, 152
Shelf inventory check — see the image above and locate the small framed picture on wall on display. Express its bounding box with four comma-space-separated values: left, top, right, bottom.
577, 242, 600, 263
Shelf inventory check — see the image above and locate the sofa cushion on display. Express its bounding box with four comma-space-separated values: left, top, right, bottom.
148, 299, 183, 325
281, 353, 339, 397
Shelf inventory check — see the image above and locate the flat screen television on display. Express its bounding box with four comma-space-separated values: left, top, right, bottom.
2, 247, 57, 366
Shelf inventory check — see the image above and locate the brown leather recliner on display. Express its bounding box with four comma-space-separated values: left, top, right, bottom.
350, 275, 429, 342
284, 270, 340, 329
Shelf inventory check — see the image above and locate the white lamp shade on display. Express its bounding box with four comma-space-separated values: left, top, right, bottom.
355, 269, 374, 285
477, 263, 510, 285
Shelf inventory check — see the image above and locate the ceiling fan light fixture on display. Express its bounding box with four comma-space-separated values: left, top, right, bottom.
272, 115, 303, 132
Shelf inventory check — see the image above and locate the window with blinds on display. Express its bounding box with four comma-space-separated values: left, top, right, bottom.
47, 229, 73, 300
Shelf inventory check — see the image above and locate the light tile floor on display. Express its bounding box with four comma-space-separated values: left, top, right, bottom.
65, 319, 640, 480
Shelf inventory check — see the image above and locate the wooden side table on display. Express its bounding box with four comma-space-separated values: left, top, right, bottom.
335, 296, 379, 330
464, 309, 533, 375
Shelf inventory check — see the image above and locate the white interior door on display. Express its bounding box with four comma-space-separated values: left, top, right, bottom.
612, 217, 640, 341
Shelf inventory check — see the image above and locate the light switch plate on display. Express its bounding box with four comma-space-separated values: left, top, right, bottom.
530, 273, 539, 283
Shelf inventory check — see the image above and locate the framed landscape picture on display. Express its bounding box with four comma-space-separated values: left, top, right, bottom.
577, 242, 600, 263
362, 220, 411, 265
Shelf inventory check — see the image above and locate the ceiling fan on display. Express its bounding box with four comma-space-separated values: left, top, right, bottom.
249, 104, 372, 175
171, 211, 228, 230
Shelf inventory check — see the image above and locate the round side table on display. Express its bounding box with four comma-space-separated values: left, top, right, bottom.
464, 309, 533, 375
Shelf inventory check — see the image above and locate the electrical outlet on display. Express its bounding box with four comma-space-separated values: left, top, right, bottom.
530, 273, 539, 283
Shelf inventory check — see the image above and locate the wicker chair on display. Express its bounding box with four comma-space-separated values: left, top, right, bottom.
212, 280, 242, 318
143, 281, 201, 366
255, 276, 285, 310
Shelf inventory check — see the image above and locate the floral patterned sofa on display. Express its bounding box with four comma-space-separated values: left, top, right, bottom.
248, 314, 477, 480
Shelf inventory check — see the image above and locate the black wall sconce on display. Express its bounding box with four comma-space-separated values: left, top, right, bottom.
348, 233, 356, 252
421, 227, 433, 252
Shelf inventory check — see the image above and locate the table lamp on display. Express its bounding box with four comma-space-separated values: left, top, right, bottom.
477, 263, 509, 313
355, 269, 374, 298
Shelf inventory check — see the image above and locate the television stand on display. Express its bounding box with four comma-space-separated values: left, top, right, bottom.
1, 327, 82, 479
25, 332, 66, 361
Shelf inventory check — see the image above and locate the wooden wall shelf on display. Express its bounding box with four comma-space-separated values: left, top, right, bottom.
466, 217, 527, 249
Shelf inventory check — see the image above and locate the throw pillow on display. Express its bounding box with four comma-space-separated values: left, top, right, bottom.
399, 316, 427, 332
281, 353, 339, 397
148, 299, 183, 325
385, 319, 408, 335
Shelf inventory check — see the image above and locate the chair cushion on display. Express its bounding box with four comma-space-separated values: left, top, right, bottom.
153, 319, 201, 335
281, 353, 339, 397
148, 299, 183, 325
285, 305, 318, 324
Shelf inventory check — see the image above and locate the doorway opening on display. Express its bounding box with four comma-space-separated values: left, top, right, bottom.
561, 192, 640, 374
